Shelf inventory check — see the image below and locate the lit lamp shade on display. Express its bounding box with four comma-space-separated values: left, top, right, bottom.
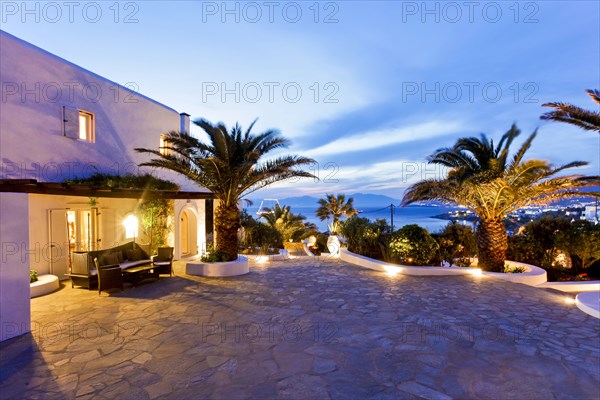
123, 215, 138, 239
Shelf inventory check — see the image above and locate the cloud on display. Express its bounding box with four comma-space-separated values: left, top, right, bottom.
304, 120, 465, 157
256, 158, 450, 199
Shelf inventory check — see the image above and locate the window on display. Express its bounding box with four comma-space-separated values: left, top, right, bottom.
64, 106, 95, 141
159, 135, 171, 156
78, 110, 95, 142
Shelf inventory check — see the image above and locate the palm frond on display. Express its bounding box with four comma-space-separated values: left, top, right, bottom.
541, 89, 600, 132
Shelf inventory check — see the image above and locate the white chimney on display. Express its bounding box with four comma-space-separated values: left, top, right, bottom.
180, 113, 190, 134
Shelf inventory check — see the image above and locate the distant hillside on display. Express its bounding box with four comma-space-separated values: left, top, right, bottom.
348, 193, 401, 208
249, 193, 402, 209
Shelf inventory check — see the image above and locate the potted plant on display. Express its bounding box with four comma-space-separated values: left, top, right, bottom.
316, 194, 357, 255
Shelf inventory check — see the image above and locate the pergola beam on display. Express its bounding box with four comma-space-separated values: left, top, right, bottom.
0, 179, 213, 200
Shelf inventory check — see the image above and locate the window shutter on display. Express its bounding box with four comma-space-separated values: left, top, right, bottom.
63, 106, 79, 139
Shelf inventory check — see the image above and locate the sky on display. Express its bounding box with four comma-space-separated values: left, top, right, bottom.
2, 0, 599, 200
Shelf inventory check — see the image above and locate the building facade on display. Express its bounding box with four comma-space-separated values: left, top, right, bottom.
0, 30, 212, 341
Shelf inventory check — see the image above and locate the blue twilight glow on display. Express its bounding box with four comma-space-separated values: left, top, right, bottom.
2, 1, 598, 198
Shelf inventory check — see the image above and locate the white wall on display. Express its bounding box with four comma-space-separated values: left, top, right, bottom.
28, 194, 143, 275
0, 31, 214, 343
0, 193, 31, 341
0, 30, 187, 186
174, 200, 206, 260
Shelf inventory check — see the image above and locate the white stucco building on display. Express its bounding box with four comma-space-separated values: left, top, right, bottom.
584, 205, 598, 222
0, 30, 213, 342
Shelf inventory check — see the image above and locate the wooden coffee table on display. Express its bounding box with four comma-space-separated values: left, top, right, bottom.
122, 264, 159, 287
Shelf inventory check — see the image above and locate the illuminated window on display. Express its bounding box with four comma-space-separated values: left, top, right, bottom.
78, 110, 95, 142
159, 135, 171, 156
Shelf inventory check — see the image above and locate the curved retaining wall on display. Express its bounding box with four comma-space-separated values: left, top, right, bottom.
186, 256, 249, 277
482, 260, 547, 286
340, 248, 599, 292
538, 281, 600, 293
575, 291, 600, 319
339, 248, 480, 276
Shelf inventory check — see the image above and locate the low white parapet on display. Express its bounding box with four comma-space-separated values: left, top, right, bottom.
575, 291, 600, 319
339, 248, 481, 276
538, 281, 600, 293
246, 250, 289, 262
482, 260, 548, 286
30, 274, 59, 298
186, 256, 249, 277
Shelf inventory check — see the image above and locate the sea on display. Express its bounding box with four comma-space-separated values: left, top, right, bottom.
244, 205, 468, 233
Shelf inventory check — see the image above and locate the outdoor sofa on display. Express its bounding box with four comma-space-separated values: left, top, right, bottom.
66, 241, 153, 291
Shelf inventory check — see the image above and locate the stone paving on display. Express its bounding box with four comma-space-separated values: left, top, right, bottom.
1, 255, 599, 400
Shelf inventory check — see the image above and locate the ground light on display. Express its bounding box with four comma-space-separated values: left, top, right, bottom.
383, 265, 402, 276
256, 257, 268, 265
468, 268, 483, 277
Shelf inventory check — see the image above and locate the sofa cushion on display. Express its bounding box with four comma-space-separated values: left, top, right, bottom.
100, 252, 120, 266
126, 248, 143, 261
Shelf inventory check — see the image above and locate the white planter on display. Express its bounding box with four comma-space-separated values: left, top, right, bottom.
186, 256, 249, 277
30, 274, 59, 298
246, 250, 289, 262
327, 236, 341, 255
576, 291, 600, 319
538, 281, 600, 293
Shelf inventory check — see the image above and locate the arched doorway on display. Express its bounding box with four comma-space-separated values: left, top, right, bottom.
180, 208, 198, 257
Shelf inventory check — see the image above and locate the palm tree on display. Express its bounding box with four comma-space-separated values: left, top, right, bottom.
262, 204, 316, 243
135, 119, 316, 261
541, 89, 600, 222
316, 194, 358, 235
402, 124, 599, 272
541, 89, 600, 133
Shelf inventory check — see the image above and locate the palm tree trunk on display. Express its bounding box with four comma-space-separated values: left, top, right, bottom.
476, 218, 507, 272
214, 202, 241, 261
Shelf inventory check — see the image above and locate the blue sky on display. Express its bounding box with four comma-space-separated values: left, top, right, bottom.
3, 1, 599, 199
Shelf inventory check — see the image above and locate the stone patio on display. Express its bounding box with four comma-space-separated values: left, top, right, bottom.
1, 256, 599, 399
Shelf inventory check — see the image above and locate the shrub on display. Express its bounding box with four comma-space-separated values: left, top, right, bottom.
241, 210, 282, 249
201, 250, 229, 263
340, 216, 391, 260
504, 264, 527, 273
435, 222, 477, 266
388, 224, 439, 266
559, 273, 591, 281
454, 257, 473, 268
261, 204, 316, 243
556, 220, 600, 272
507, 217, 571, 269
316, 233, 329, 254
30, 270, 38, 283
